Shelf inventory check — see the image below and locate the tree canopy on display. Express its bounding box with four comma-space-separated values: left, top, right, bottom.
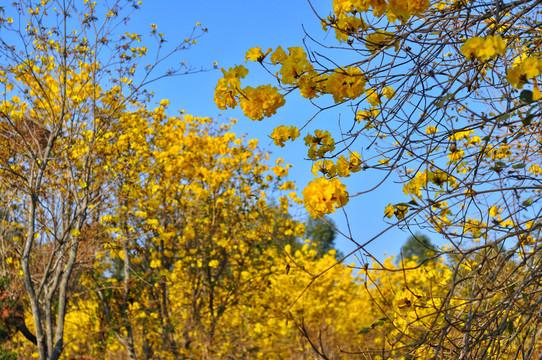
2, 0, 542, 359
399, 233, 436, 264
214, 0, 542, 358
304, 216, 339, 257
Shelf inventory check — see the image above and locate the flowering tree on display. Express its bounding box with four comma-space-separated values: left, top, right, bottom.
42, 111, 306, 360
215, 0, 542, 357
0, 1, 205, 359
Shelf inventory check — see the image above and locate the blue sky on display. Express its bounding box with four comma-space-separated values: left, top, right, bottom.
131, 0, 417, 262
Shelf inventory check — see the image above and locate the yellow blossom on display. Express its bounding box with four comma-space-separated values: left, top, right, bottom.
245, 47, 264, 62
270, 125, 300, 147
303, 177, 349, 218
461, 35, 507, 61
239, 85, 285, 120
304, 130, 335, 160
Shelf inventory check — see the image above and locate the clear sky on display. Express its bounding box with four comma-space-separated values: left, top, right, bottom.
131, 0, 417, 262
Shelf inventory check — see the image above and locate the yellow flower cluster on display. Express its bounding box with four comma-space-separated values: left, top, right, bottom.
333, 15, 367, 42
270, 125, 300, 147
506, 56, 542, 89
337, 152, 362, 176
384, 203, 409, 219
214, 65, 285, 120
303, 177, 349, 218
239, 85, 285, 121
312, 159, 336, 177
297, 73, 321, 99
460, 35, 507, 61
272, 46, 315, 85
214, 65, 249, 110
425, 125, 438, 135
270, 46, 325, 99
462, 218, 488, 239
449, 128, 474, 142
365, 31, 399, 54
325, 67, 366, 103
332, 0, 370, 15
330, 0, 431, 40
304, 129, 336, 160
388, 0, 430, 20
214, 46, 389, 125
312, 151, 362, 178
366, 256, 454, 357
402, 169, 457, 199
244, 46, 271, 63
356, 108, 380, 127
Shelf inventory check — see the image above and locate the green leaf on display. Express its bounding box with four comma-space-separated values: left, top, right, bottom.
522, 199, 533, 207
357, 318, 389, 335
522, 114, 534, 126
508, 321, 514, 335
497, 113, 510, 122
357, 327, 373, 334
520, 90, 534, 103
512, 163, 526, 169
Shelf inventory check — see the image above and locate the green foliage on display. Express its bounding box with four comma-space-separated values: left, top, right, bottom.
304, 216, 341, 258
399, 233, 436, 264
0, 349, 16, 360
520, 89, 534, 103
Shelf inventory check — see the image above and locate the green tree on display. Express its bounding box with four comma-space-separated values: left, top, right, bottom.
304, 216, 341, 258
398, 233, 436, 264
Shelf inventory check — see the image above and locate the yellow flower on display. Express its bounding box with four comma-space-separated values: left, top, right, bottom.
214, 65, 249, 110
278, 47, 314, 85
534, 83, 542, 101
270, 46, 287, 65
365, 88, 381, 106
271, 165, 288, 177
520, 56, 541, 79
325, 67, 366, 103
506, 66, 524, 88
489, 205, 500, 218
304, 130, 335, 160
382, 86, 395, 99
336, 155, 351, 177
297, 73, 321, 99
461, 35, 506, 61
245, 47, 264, 62
396, 204, 408, 220
384, 204, 395, 218
365, 31, 398, 53
349, 152, 362, 173
239, 85, 285, 120
426, 126, 438, 135
379, 158, 390, 165
388, 0, 431, 20
312, 159, 336, 177
270, 125, 300, 147
303, 177, 349, 218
